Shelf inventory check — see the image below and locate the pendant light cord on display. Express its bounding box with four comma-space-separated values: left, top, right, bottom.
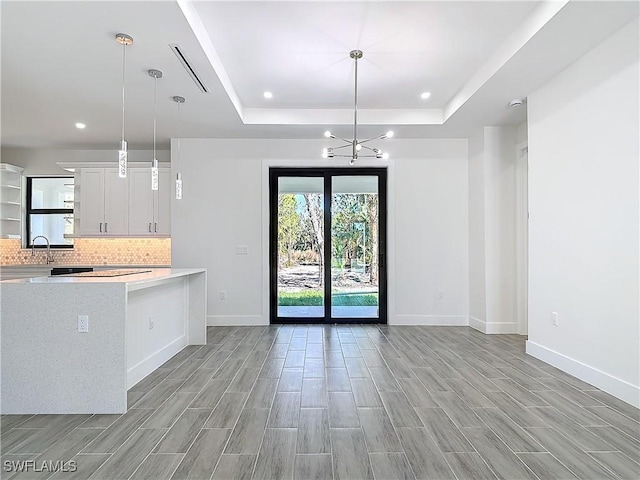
353, 53, 358, 145
153, 75, 157, 161
121, 42, 127, 143
177, 101, 181, 168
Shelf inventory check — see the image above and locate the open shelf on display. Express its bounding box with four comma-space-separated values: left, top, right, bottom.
1, 163, 23, 239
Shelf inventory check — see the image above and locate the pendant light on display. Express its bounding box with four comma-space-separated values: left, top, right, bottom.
148, 69, 163, 191
322, 50, 393, 165
116, 33, 133, 178
172, 95, 186, 200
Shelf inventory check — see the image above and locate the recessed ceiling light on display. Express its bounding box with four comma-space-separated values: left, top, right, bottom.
75, 123, 86, 129
263, 91, 273, 99
420, 92, 431, 100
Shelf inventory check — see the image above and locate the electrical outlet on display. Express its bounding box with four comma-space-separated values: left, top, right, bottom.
437, 289, 445, 300
78, 315, 89, 333
149, 317, 154, 330
220, 290, 227, 300
552, 312, 559, 326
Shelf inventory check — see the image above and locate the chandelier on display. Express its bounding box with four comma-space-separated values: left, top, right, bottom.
322, 50, 393, 166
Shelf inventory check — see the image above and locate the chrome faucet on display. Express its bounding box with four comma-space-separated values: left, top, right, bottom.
31, 235, 54, 264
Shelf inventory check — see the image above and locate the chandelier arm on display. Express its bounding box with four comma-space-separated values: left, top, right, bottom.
334, 136, 352, 144
358, 134, 386, 144
360, 145, 379, 152
331, 142, 354, 150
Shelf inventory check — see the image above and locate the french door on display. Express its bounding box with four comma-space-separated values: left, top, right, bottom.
269, 168, 387, 324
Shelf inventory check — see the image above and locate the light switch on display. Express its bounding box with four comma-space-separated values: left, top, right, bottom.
236, 245, 249, 255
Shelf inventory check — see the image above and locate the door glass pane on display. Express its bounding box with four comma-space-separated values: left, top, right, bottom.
331, 176, 379, 318
277, 177, 324, 318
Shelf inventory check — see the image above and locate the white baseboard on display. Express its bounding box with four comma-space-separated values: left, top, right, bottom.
390, 315, 468, 326
469, 316, 519, 334
526, 340, 640, 408
208, 315, 267, 326
127, 335, 187, 389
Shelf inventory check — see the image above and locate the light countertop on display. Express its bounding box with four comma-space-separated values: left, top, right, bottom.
0, 264, 171, 269
1, 268, 205, 287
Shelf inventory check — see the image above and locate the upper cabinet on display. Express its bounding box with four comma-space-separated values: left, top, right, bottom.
78, 168, 128, 236
128, 167, 170, 236
0, 163, 24, 239
74, 164, 170, 238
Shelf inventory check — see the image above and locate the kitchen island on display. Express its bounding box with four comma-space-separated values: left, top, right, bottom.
1, 268, 206, 414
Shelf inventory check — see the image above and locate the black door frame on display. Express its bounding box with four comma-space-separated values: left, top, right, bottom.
269, 167, 388, 324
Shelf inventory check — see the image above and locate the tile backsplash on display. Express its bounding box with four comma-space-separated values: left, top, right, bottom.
0, 238, 171, 265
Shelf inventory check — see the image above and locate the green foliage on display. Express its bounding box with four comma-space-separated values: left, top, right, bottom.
278, 291, 378, 306
277, 191, 378, 280
331, 194, 376, 269
278, 194, 300, 266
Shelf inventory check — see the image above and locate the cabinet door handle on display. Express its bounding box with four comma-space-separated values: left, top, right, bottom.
149, 223, 152, 233
105, 222, 108, 233
154, 222, 157, 233
99, 222, 102, 233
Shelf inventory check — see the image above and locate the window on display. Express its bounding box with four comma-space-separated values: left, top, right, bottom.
26, 177, 74, 248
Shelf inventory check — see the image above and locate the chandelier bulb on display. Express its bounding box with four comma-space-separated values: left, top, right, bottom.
382, 152, 390, 160
385, 130, 394, 139
349, 158, 355, 166
324, 130, 333, 138
355, 143, 362, 151
322, 148, 329, 159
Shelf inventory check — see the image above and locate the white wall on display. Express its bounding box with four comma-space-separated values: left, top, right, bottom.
1, 148, 169, 175
468, 130, 487, 325
394, 146, 469, 325
171, 138, 468, 326
484, 126, 517, 332
526, 18, 639, 407
516, 121, 528, 145
468, 126, 519, 334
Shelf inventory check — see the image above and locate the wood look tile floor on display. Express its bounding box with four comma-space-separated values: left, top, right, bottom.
2, 325, 639, 480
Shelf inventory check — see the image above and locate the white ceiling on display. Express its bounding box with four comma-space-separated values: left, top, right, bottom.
1, 1, 638, 150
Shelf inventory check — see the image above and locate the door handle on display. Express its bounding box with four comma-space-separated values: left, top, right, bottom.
99, 222, 102, 233
105, 222, 108, 233
148, 223, 152, 233
154, 223, 157, 233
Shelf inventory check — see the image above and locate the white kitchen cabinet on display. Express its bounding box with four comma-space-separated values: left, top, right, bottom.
78, 168, 128, 235
128, 167, 170, 236
0, 164, 23, 239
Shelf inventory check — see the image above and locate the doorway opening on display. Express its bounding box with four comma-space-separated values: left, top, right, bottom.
269, 168, 387, 324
